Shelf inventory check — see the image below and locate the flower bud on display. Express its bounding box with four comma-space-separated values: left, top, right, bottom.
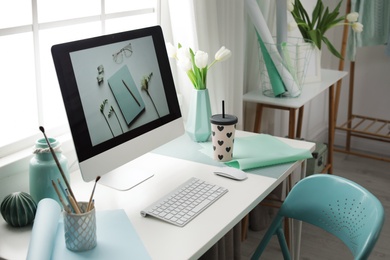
287, 0, 294, 12
166, 42, 177, 58
178, 57, 192, 72
346, 12, 359, 22
214, 46, 232, 62
177, 46, 191, 60
195, 51, 209, 69
288, 21, 298, 32
352, 22, 363, 33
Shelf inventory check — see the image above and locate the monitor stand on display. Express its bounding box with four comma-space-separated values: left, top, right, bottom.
98, 157, 154, 191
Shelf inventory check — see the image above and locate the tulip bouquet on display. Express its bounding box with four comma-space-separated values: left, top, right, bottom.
166, 43, 232, 90
288, 0, 363, 59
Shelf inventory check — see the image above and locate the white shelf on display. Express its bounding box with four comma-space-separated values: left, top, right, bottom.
243, 69, 347, 109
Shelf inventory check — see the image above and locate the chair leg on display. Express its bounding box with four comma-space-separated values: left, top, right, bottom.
251, 217, 285, 260
276, 227, 291, 260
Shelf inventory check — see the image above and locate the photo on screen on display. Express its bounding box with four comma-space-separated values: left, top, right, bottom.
69, 36, 169, 146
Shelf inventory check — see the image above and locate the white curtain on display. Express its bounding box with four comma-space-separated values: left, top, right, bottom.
165, 0, 245, 129
163, 0, 278, 134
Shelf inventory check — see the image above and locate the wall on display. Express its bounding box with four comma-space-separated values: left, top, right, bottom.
326, 1, 390, 157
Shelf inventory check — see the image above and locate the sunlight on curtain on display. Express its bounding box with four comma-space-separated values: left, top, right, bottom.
167, 0, 245, 129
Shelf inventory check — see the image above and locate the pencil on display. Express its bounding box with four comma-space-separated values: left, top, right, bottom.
122, 79, 141, 107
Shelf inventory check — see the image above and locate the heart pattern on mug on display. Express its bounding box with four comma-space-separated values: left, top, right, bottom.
212, 124, 236, 162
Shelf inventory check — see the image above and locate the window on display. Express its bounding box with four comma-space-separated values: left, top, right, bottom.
0, 0, 159, 157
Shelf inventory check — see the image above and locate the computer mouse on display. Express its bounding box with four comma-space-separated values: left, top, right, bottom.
214, 167, 248, 181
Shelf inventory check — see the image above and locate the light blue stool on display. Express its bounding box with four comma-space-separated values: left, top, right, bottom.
251, 174, 385, 260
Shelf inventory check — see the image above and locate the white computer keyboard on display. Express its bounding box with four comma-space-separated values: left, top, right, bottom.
141, 177, 228, 227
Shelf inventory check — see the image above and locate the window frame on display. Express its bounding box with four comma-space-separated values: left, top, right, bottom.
0, 0, 160, 159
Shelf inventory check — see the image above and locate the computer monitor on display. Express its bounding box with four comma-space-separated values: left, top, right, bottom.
52, 26, 184, 191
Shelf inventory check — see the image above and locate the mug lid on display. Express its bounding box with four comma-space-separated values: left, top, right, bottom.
210, 114, 238, 125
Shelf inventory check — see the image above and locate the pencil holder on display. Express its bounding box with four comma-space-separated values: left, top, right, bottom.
63, 202, 97, 252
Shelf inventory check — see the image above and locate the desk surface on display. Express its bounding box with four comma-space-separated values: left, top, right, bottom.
243, 69, 348, 108
0, 131, 315, 260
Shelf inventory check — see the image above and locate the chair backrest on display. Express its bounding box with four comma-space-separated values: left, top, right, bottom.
280, 174, 385, 259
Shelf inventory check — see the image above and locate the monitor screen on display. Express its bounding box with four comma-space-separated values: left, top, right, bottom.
52, 26, 184, 190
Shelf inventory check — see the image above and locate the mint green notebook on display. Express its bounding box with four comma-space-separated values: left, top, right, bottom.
108, 65, 145, 126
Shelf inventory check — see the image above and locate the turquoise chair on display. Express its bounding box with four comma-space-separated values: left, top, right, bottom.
251, 174, 385, 260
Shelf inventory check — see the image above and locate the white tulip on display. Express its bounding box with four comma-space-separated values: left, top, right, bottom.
178, 57, 192, 72
166, 42, 177, 59
214, 46, 232, 61
287, 0, 294, 12
346, 12, 359, 22
177, 46, 191, 60
195, 51, 208, 69
352, 22, 363, 33
288, 21, 298, 32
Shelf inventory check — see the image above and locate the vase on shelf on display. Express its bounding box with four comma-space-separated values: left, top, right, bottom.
303, 46, 322, 83
186, 88, 212, 142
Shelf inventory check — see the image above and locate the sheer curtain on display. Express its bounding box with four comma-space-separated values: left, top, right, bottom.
165, 0, 277, 133
166, 0, 245, 129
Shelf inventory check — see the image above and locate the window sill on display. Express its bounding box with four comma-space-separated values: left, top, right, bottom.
0, 133, 77, 180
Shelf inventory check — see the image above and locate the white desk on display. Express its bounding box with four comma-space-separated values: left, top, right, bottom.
0, 131, 315, 260
243, 69, 347, 173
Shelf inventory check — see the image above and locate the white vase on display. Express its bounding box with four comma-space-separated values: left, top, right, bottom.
304, 47, 322, 83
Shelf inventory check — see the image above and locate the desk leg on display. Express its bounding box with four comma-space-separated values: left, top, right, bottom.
297, 107, 304, 138
328, 84, 335, 174
254, 104, 264, 133
241, 215, 249, 241
288, 108, 296, 138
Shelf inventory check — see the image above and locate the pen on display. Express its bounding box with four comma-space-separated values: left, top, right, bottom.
122, 79, 141, 107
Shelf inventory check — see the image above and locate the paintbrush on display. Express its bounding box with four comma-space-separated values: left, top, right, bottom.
51, 180, 71, 213
87, 176, 100, 212
39, 126, 81, 213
